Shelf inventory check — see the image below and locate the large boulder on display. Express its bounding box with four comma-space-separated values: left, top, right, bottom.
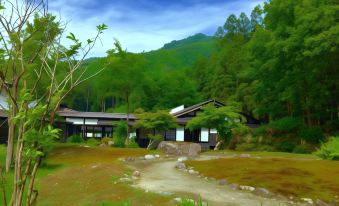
157, 141, 201, 156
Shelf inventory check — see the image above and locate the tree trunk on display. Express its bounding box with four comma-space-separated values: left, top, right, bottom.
0, 167, 7, 206
5, 117, 15, 172
125, 92, 130, 145
214, 140, 224, 150
147, 139, 153, 150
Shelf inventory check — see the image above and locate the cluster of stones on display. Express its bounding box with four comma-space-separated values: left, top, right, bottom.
123, 154, 161, 162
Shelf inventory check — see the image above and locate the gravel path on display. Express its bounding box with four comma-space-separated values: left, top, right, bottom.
130, 159, 304, 206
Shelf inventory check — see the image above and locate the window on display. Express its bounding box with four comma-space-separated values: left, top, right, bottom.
200, 128, 209, 142
176, 128, 184, 141
210, 129, 217, 134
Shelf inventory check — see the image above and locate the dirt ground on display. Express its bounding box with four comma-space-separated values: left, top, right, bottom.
129, 158, 306, 206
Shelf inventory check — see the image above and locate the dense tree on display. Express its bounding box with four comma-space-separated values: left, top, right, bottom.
193, 0, 339, 140
0, 1, 106, 205
187, 105, 243, 150
134, 110, 178, 149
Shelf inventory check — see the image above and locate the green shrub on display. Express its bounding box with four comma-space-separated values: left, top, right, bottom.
292, 144, 313, 154
114, 121, 128, 139
113, 135, 125, 148
86, 138, 99, 146
232, 124, 251, 136
126, 137, 139, 148
275, 141, 295, 152
257, 145, 275, 152
235, 143, 274, 152
253, 125, 267, 136
315, 137, 339, 160
67, 134, 84, 143
298, 127, 324, 143
112, 121, 128, 148
235, 143, 257, 151
269, 117, 303, 133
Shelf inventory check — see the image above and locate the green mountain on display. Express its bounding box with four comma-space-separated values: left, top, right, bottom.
141, 33, 215, 71
65, 33, 215, 112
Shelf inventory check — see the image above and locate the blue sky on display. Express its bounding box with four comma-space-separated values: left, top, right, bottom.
49, 0, 264, 57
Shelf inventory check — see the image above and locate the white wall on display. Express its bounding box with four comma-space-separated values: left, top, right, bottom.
176, 128, 184, 141
200, 128, 209, 142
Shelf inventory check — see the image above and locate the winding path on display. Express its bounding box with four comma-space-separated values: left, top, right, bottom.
130, 159, 303, 206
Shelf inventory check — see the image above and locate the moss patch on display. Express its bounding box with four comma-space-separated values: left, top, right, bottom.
186, 156, 339, 202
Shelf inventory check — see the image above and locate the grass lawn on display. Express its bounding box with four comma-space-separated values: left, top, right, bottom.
186, 151, 339, 203
1, 144, 174, 206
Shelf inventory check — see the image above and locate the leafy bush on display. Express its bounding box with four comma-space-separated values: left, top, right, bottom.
113, 135, 125, 148
235, 143, 257, 151
126, 137, 139, 148
298, 127, 324, 143
114, 121, 128, 139
315, 137, 339, 160
86, 138, 99, 146
275, 141, 295, 152
292, 144, 313, 154
67, 134, 84, 143
112, 121, 128, 147
253, 125, 267, 136
232, 124, 251, 137
268, 117, 303, 133
256, 145, 275, 152
235, 143, 274, 152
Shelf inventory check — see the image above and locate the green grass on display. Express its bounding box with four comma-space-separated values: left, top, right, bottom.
0, 144, 173, 206
187, 151, 339, 202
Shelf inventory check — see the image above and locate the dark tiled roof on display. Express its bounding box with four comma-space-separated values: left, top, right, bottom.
57, 109, 136, 120
172, 99, 225, 117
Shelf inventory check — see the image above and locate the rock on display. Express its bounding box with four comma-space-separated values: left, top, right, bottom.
219, 179, 228, 185
252, 188, 272, 197
124, 157, 135, 162
119, 177, 132, 183
157, 141, 201, 156
229, 183, 239, 190
158, 191, 173, 195
188, 169, 199, 175
132, 170, 140, 177
175, 162, 186, 169
174, 197, 194, 203
301, 198, 314, 205
240, 154, 251, 158
155, 154, 160, 158
240, 185, 255, 191
316, 199, 331, 206
178, 156, 188, 162
174, 197, 182, 203
145, 154, 155, 160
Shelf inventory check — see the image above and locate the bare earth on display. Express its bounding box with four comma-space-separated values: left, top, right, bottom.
130, 158, 305, 206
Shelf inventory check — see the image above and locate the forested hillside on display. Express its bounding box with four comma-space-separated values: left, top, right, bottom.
64, 33, 214, 112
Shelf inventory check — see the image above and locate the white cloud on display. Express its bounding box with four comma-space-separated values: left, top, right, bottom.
48, 0, 264, 57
